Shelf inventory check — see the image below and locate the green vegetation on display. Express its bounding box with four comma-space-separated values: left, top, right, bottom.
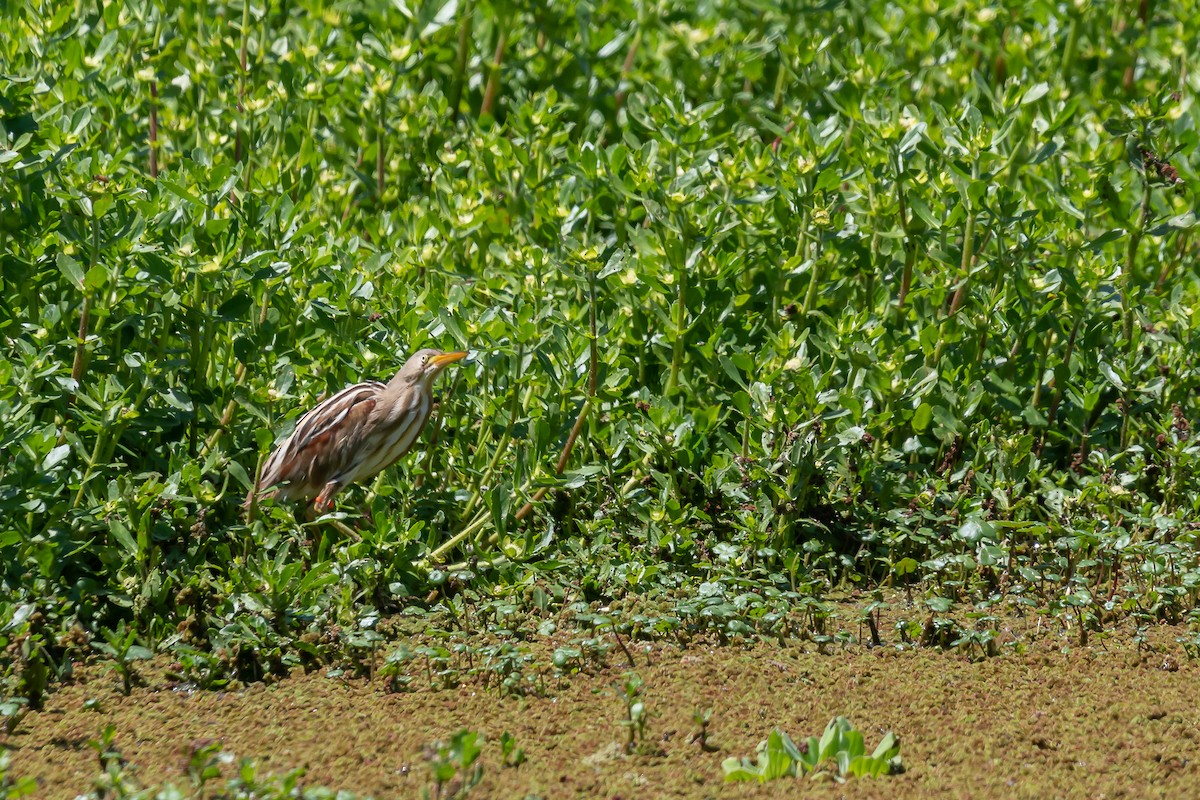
2, 0, 1199, 791
723, 718, 903, 783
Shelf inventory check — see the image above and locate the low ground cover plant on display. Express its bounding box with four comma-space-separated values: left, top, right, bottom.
1, 0, 1199, 703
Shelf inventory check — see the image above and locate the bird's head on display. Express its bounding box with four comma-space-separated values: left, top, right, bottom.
397, 348, 468, 387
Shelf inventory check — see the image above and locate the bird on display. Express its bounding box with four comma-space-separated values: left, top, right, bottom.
249, 348, 468, 513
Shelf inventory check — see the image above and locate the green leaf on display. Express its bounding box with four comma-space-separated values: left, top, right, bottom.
164, 388, 194, 411
126, 645, 154, 661
1020, 82, 1050, 105
1098, 361, 1126, 391
561, 465, 603, 489
1087, 229, 1126, 252
912, 402, 932, 432
57, 253, 84, 288
107, 519, 138, 557
419, 0, 458, 38
227, 459, 253, 490
897, 122, 926, 155
722, 758, 759, 782
761, 730, 796, 781
842, 730, 865, 759
871, 732, 898, 761
818, 719, 841, 761
815, 169, 841, 192
926, 596, 953, 612
217, 293, 253, 320
159, 178, 204, 206
1102, 119, 1133, 136
84, 264, 108, 290
42, 444, 72, 471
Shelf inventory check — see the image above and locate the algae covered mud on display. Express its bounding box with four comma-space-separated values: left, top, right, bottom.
5, 0, 1200, 798
9, 605, 1200, 799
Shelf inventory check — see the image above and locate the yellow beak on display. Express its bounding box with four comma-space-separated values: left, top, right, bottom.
431, 350, 469, 367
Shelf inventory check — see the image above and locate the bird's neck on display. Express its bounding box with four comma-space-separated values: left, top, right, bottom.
384, 372, 410, 396
385, 371, 438, 396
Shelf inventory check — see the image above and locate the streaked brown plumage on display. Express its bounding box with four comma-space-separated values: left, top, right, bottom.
250, 348, 467, 513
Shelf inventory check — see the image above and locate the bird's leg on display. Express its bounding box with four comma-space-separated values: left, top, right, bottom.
313, 481, 342, 514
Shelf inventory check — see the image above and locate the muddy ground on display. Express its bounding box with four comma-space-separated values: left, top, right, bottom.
6, 610, 1200, 799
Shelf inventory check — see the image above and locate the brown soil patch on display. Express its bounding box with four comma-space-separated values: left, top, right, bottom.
6, 621, 1200, 798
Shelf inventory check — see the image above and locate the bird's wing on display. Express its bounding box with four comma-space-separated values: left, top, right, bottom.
344, 385, 431, 482
259, 381, 386, 493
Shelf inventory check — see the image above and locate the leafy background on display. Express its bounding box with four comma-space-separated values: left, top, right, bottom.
2, 0, 1200, 703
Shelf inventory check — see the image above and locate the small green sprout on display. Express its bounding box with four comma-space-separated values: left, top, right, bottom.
499, 731, 526, 768
91, 622, 153, 696
423, 729, 484, 800
723, 717, 902, 783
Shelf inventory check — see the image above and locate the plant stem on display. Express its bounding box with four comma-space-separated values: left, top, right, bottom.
376, 106, 385, 199
235, 0, 249, 166
933, 187, 978, 367
480, 24, 508, 118
1041, 311, 1083, 449
148, 79, 158, 178
1059, 12, 1080, 78
666, 260, 687, 395
1030, 328, 1053, 412
1120, 173, 1153, 448
895, 175, 915, 310
865, 177, 880, 312
199, 289, 272, 458
1123, 177, 1152, 347
948, 205, 976, 317
514, 267, 599, 520
423, 509, 490, 566
72, 425, 109, 509
460, 377, 527, 520
772, 58, 787, 112
799, 249, 821, 317
70, 295, 91, 400
1122, 0, 1151, 92
69, 209, 102, 405
449, 0, 473, 122
613, 28, 642, 116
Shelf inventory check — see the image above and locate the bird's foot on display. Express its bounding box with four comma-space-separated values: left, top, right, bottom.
313, 483, 340, 514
